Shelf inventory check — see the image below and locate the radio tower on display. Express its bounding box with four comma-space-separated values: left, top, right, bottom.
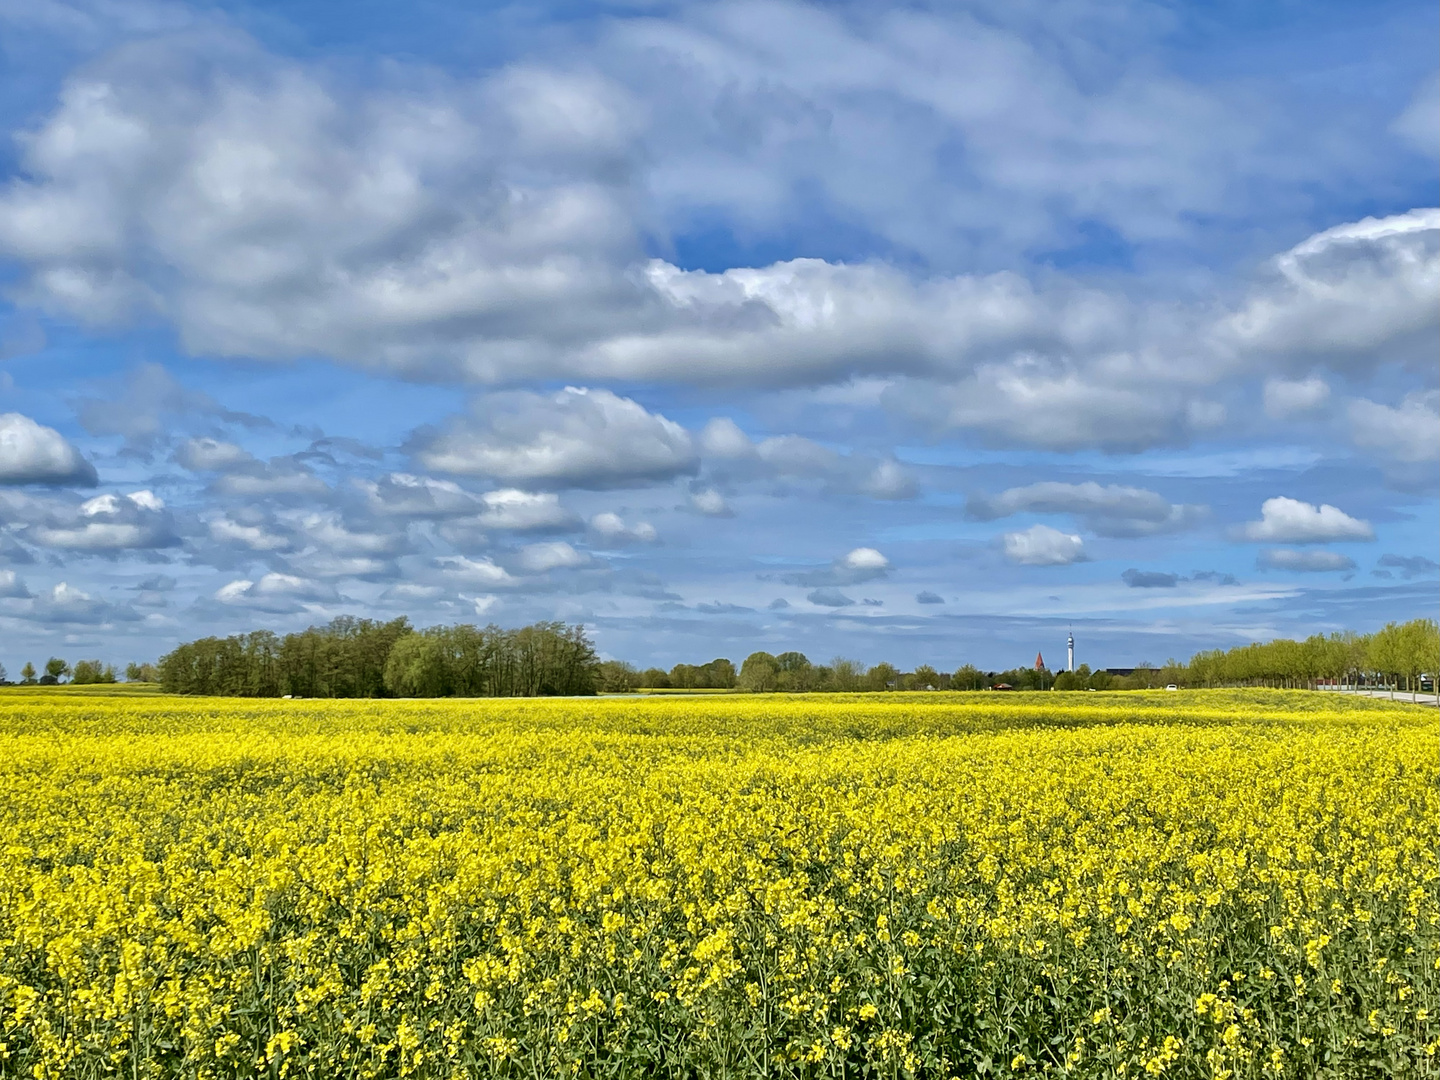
1067, 629, 1075, 673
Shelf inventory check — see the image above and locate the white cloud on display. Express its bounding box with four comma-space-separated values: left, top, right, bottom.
0, 569, 31, 598
0, 33, 645, 378
295, 513, 406, 558
1256, 549, 1356, 573
215, 572, 340, 614
887, 370, 1217, 453
966, 481, 1205, 538
699, 417, 917, 498
31, 490, 177, 550
415, 388, 696, 488
517, 541, 588, 573
360, 473, 477, 518
0, 5, 1370, 401
30, 581, 139, 624
1224, 209, 1440, 368
697, 417, 753, 459
212, 464, 328, 498
465, 593, 501, 617
379, 582, 446, 604
1349, 392, 1440, 463
688, 488, 733, 517
174, 437, 254, 471
476, 489, 578, 531
0, 25, 1161, 392
435, 555, 515, 587
0, 413, 97, 486
1263, 377, 1330, 419
1000, 524, 1086, 566
842, 547, 888, 572
1237, 497, 1374, 543
590, 512, 657, 544
783, 546, 890, 586
605, 2, 1283, 262
209, 516, 290, 551
0, 25, 1427, 474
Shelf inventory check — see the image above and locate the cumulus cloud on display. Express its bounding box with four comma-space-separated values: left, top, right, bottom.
0, 413, 98, 486
474, 490, 578, 532
0, 24, 1428, 476
211, 459, 328, 498
0, 34, 647, 380
209, 515, 290, 552
1224, 209, 1440, 369
0, 5, 1374, 401
175, 437, 255, 471
807, 587, 854, 607
0, 569, 31, 598
1348, 392, 1440, 463
890, 364, 1235, 452
435, 555, 516, 588
1001, 524, 1085, 566
379, 582, 446, 604
688, 488, 733, 517
31, 490, 178, 551
215, 573, 340, 614
30, 581, 139, 624
360, 474, 477, 518
517, 541, 587, 573
415, 388, 696, 488
699, 418, 917, 499
293, 513, 407, 563
966, 481, 1205, 538
589, 512, 657, 544
1236, 497, 1374, 543
1256, 549, 1356, 573
783, 546, 890, 586
1262, 377, 1329, 419
915, 590, 944, 604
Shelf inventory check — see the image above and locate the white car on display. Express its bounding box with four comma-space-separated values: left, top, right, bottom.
1165, 684, 1178, 691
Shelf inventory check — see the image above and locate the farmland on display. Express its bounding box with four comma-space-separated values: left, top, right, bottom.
0, 690, 1434, 1078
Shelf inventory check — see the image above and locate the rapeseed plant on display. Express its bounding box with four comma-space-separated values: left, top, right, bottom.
0, 689, 1431, 1077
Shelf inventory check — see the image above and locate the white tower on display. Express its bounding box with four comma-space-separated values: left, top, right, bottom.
1067, 630, 1075, 672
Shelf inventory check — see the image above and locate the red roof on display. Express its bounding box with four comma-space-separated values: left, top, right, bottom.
1034, 651, 1045, 670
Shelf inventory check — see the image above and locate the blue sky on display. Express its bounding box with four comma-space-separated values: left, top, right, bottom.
0, 0, 1435, 675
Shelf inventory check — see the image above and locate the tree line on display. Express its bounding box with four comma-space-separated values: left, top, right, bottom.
153, 617, 599, 697
11, 616, 1436, 699
596, 618, 1439, 696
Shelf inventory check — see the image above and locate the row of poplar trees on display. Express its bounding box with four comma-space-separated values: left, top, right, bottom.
157, 617, 599, 697
1184, 618, 1438, 692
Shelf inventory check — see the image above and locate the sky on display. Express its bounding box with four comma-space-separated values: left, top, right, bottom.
0, 0, 1435, 675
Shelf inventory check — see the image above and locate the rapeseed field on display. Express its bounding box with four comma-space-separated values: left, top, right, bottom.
0, 690, 1433, 1078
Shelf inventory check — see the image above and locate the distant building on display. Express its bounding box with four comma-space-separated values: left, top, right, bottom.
1034, 651, 1045, 671
1067, 631, 1075, 672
